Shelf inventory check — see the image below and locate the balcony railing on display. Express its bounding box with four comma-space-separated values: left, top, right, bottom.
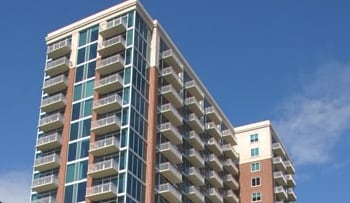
224, 190, 239, 203
88, 159, 118, 178
187, 130, 204, 151
207, 137, 223, 156
186, 167, 205, 186
272, 142, 286, 157
185, 80, 204, 100
34, 154, 60, 171
186, 185, 204, 202
93, 94, 122, 114
185, 96, 204, 116
223, 159, 239, 175
158, 162, 182, 184
274, 186, 288, 200
224, 174, 239, 190
159, 142, 182, 164
99, 18, 127, 38
207, 188, 223, 203
47, 39, 71, 59
90, 136, 120, 156
159, 122, 183, 144
45, 57, 70, 77
207, 170, 223, 188
95, 73, 123, 94
157, 183, 182, 203
284, 160, 295, 174
287, 188, 297, 201
161, 49, 182, 72
285, 174, 296, 187
96, 54, 124, 76
98, 35, 125, 57
186, 149, 205, 168
161, 66, 183, 90
207, 154, 223, 171
187, 113, 204, 134
36, 132, 61, 151
273, 156, 286, 171
31, 196, 56, 203
91, 115, 121, 135
42, 75, 68, 94
38, 112, 64, 132
31, 174, 58, 193
206, 122, 222, 140
222, 144, 239, 159
205, 106, 222, 124
160, 85, 183, 108
222, 129, 237, 145
86, 182, 118, 201
41, 93, 66, 113
274, 171, 287, 186
160, 103, 182, 126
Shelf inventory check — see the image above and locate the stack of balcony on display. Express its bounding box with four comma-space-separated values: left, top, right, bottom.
207, 188, 223, 203
96, 54, 124, 76
224, 190, 239, 203
93, 94, 122, 114
207, 170, 223, 188
38, 112, 64, 132
207, 138, 223, 156
31, 196, 56, 203
274, 171, 287, 186
222, 144, 239, 159
206, 122, 222, 140
284, 160, 295, 174
187, 130, 204, 151
272, 142, 286, 157
161, 66, 183, 90
32, 174, 58, 193
224, 174, 239, 190
161, 49, 182, 72
158, 183, 182, 203
47, 39, 71, 59
86, 182, 118, 201
98, 36, 125, 57
273, 157, 286, 171
41, 93, 66, 113
223, 159, 239, 175
159, 142, 182, 164
222, 129, 237, 145
186, 167, 205, 186
42, 75, 68, 94
285, 174, 296, 187
160, 85, 183, 108
187, 113, 204, 134
91, 115, 121, 135
160, 103, 182, 126
287, 188, 297, 201
185, 80, 204, 100
89, 136, 120, 156
99, 17, 126, 39
207, 154, 223, 171
94, 73, 123, 94
87, 159, 118, 178
34, 154, 60, 172
205, 106, 221, 124
185, 96, 204, 116
186, 149, 205, 168
158, 162, 182, 184
274, 186, 288, 200
186, 185, 204, 202
45, 57, 70, 77
36, 132, 62, 151
159, 122, 183, 144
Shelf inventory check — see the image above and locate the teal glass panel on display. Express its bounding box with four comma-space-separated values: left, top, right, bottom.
65, 163, 75, 183
79, 31, 87, 46
123, 87, 130, 104
87, 61, 96, 78
84, 99, 93, 117
72, 103, 81, 121
122, 108, 128, 125
125, 48, 132, 65
85, 80, 94, 97
126, 30, 133, 46
128, 11, 134, 28
78, 160, 88, 179
64, 185, 73, 203
88, 43, 97, 60
120, 150, 126, 170
73, 84, 82, 101
82, 119, 91, 137
118, 172, 125, 193
90, 26, 99, 42
68, 143, 77, 161
80, 140, 89, 158
124, 67, 131, 85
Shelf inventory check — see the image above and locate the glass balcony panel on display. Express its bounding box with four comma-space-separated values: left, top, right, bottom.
31, 196, 56, 203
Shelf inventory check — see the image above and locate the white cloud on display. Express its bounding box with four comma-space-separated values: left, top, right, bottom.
274, 62, 350, 165
0, 169, 32, 203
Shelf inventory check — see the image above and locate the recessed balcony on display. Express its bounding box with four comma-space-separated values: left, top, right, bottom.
285, 174, 296, 187
34, 154, 60, 172
284, 160, 295, 174
186, 167, 205, 186
222, 144, 239, 160
207, 170, 223, 188
159, 142, 182, 164
98, 35, 125, 57
287, 188, 297, 201
161, 49, 182, 72
187, 131, 204, 151
205, 106, 222, 124
91, 115, 121, 135
41, 93, 66, 113
273, 157, 286, 172
186, 149, 205, 168
159, 122, 183, 145
207, 138, 222, 156
207, 188, 223, 203
160, 103, 182, 126
36, 132, 62, 151
94, 73, 123, 94
160, 85, 183, 108
38, 112, 64, 132
272, 142, 286, 157
224, 190, 239, 203
222, 129, 237, 145
86, 182, 117, 201
89, 136, 120, 156
186, 185, 204, 203
96, 54, 124, 76
157, 183, 182, 203
187, 113, 204, 134
42, 75, 68, 95
274, 186, 288, 200
31, 196, 56, 203
223, 159, 238, 175
185, 97, 204, 116
158, 162, 182, 184
185, 80, 204, 100
47, 39, 71, 59
161, 66, 183, 90
45, 57, 70, 77
31, 174, 58, 193
207, 154, 223, 171
88, 159, 118, 178
274, 171, 287, 186
224, 174, 239, 190
93, 94, 122, 114
99, 18, 126, 39
206, 122, 222, 140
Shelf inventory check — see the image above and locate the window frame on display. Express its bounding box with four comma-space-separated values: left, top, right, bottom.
251, 176, 261, 187
250, 147, 260, 157
250, 133, 259, 143
252, 191, 262, 202
250, 162, 261, 172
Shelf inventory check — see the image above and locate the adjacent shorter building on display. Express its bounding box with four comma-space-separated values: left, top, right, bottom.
235, 120, 296, 203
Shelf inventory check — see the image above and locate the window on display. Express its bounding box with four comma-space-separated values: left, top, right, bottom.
251, 162, 260, 172
251, 177, 261, 186
250, 133, 259, 143
252, 192, 261, 202
251, 147, 259, 157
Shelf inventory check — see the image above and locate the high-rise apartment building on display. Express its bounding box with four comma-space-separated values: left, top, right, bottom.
30, 1, 295, 203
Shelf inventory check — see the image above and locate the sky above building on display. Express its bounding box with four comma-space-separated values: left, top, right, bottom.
0, 0, 349, 202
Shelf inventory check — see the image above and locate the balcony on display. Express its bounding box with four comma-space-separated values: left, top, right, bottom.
207, 170, 223, 188
285, 160, 295, 174
223, 159, 238, 175
99, 18, 126, 39
86, 182, 117, 201
274, 186, 288, 200
222, 144, 239, 160
38, 112, 64, 132
185, 97, 204, 116
42, 75, 68, 94
159, 122, 183, 144
160, 85, 183, 108
31, 175, 58, 193
158, 183, 182, 203
186, 185, 204, 203
93, 94, 122, 114
185, 80, 204, 100
205, 106, 222, 124
287, 188, 297, 201
206, 122, 222, 140
274, 171, 287, 186
186, 149, 205, 168
90, 136, 119, 156
45, 57, 70, 77
159, 142, 182, 164
98, 35, 125, 57
224, 174, 239, 190
31, 196, 56, 203
41, 93, 66, 113
160, 103, 182, 126
91, 115, 121, 135
36, 132, 61, 151
94, 73, 123, 94
222, 129, 237, 145
161, 49, 182, 72
158, 162, 182, 184
272, 142, 286, 157
187, 131, 204, 151
285, 174, 296, 187
207, 154, 223, 171
273, 157, 286, 171
207, 138, 222, 156
186, 167, 205, 186
96, 54, 124, 76
47, 39, 71, 59
207, 188, 223, 203
187, 113, 204, 134
161, 66, 183, 90
224, 190, 239, 203
88, 159, 118, 178
34, 154, 60, 171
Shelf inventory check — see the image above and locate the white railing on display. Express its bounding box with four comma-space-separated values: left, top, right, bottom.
91, 115, 121, 129
160, 85, 182, 103
158, 183, 181, 199
86, 182, 117, 196
31, 196, 56, 203
185, 97, 204, 112
41, 93, 66, 107
100, 36, 125, 49
39, 113, 63, 126
185, 80, 204, 98
90, 136, 119, 151
94, 94, 122, 108
95, 73, 123, 89
35, 154, 59, 166
100, 17, 126, 31
36, 132, 61, 147
46, 57, 70, 70
43, 75, 67, 88
88, 159, 118, 173
97, 54, 124, 69
160, 103, 182, 120
32, 175, 57, 187
47, 39, 71, 53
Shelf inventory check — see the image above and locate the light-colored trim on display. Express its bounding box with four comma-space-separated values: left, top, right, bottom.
250, 162, 261, 173
251, 191, 262, 202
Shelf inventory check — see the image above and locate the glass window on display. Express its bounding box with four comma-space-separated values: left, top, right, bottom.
80, 140, 90, 158
128, 11, 134, 28
75, 65, 84, 82
251, 148, 260, 157
126, 30, 133, 46
123, 87, 130, 105
85, 80, 95, 97
251, 162, 260, 172
88, 43, 97, 60
252, 192, 261, 202
72, 103, 81, 121
87, 61, 96, 78
68, 143, 77, 161
82, 119, 91, 137
118, 172, 125, 193
77, 182, 87, 201
64, 185, 74, 203
250, 133, 259, 143
90, 26, 99, 42
73, 84, 82, 101
124, 67, 131, 85
77, 48, 86, 64
70, 122, 79, 141
79, 31, 87, 47
66, 163, 75, 183
78, 160, 88, 180
252, 177, 261, 186
84, 99, 93, 117
125, 48, 132, 65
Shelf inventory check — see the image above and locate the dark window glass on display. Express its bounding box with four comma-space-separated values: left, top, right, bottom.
73, 84, 82, 101
77, 182, 87, 201
64, 185, 73, 203
88, 43, 97, 60
70, 122, 79, 141
79, 160, 88, 179
72, 103, 81, 121
80, 140, 89, 158
82, 119, 91, 137
68, 143, 77, 161
90, 27, 99, 42
77, 48, 86, 64
87, 61, 96, 78
75, 65, 84, 82
84, 99, 93, 117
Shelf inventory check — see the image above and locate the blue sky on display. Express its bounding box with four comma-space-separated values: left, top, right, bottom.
0, 0, 349, 202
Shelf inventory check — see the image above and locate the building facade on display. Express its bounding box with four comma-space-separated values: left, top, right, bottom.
30, 1, 295, 203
